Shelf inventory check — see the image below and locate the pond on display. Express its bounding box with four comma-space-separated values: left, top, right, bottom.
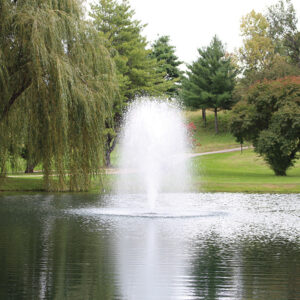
0, 193, 299, 299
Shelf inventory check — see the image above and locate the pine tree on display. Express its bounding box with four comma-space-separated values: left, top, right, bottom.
90, 0, 170, 102
0, 0, 117, 191
90, 0, 170, 166
181, 36, 237, 133
150, 35, 183, 97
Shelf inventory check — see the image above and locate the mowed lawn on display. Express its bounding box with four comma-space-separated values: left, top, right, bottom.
192, 149, 300, 193
1, 109, 299, 193
185, 109, 251, 153
1, 149, 299, 193
0, 175, 44, 192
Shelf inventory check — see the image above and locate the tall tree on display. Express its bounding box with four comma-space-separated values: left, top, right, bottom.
239, 10, 275, 79
266, 0, 300, 66
90, 0, 170, 101
181, 36, 237, 133
150, 35, 183, 98
90, 0, 170, 166
235, 1, 300, 103
0, 0, 117, 191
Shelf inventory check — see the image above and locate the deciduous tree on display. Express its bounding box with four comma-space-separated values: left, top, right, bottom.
239, 10, 275, 77
266, 0, 299, 64
230, 77, 300, 175
235, 2, 300, 99
0, 0, 117, 190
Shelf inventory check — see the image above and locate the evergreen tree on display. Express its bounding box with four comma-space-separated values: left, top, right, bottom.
150, 35, 183, 97
90, 0, 170, 166
0, 0, 117, 191
90, 0, 170, 102
181, 36, 237, 133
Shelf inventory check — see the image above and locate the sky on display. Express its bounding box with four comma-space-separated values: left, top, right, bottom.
87, 0, 300, 67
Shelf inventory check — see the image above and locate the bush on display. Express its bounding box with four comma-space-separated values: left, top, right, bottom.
230, 76, 300, 175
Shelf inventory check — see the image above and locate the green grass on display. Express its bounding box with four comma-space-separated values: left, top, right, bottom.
0, 109, 299, 194
192, 149, 300, 193
185, 109, 251, 153
1, 150, 299, 193
0, 175, 44, 191
0, 173, 109, 193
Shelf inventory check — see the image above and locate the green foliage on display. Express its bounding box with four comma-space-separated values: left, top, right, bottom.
0, 0, 117, 191
90, 0, 171, 166
181, 36, 237, 133
256, 102, 300, 175
239, 10, 275, 75
150, 35, 183, 97
237, 1, 300, 89
230, 77, 300, 175
90, 0, 170, 102
266, 0, 299, 61
229, 101, 258, 144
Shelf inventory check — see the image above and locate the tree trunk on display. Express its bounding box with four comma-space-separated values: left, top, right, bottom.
25, 163, 36, 173
105, 135, 117, 168
202, 108, 206, 127
105, 149, 112, 168
0, 76, 31, 122
214, 108, 219, 134
274, 169, 286, 176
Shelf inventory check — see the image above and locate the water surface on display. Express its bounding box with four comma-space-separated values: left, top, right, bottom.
0, 193, 299, 299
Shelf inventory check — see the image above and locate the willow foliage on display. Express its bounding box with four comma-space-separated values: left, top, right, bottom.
0, 0, 117, 191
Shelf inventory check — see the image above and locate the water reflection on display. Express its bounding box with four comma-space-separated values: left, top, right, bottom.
0, 194, 117, 299
191, 236, 300, 299
0, 193, 299, 299
113, 218, 192, 300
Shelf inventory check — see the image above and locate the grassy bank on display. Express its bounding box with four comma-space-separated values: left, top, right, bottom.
0, 175, 44, 192
1, 149, 299, 193
185, 109, 251, 153
193, 149, 300, 193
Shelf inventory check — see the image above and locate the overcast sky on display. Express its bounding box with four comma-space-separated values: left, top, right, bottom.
87, 0, 300, 66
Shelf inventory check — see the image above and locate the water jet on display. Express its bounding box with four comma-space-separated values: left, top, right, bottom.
117, 98, 190, 214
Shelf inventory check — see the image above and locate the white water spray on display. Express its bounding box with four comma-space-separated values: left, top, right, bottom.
117, 98, 190, 212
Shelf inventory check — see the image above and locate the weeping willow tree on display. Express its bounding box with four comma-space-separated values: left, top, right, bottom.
0, 0, 117, 191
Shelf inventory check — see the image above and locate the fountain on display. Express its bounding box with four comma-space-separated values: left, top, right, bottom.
56, 98, 300, 300
117, 98, 190, 214
1, 95, 299, 300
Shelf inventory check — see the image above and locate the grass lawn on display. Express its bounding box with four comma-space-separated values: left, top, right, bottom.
185, 109, 251, 153
192, 149, 300, 193
0, 175, 44, 192
1, 109, 298, 194
1, 149, 299, 193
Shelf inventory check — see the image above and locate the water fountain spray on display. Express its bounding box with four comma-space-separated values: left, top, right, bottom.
117, 98, 190, 212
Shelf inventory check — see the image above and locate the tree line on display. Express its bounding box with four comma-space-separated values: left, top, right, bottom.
181, 0, 300, 176
0, 0, 182, 191
0, 0, 299, 192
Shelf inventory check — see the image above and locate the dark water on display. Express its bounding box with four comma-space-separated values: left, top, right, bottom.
0, 193, 299, 300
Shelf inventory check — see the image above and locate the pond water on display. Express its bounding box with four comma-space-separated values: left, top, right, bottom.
0, 193, 299, 300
